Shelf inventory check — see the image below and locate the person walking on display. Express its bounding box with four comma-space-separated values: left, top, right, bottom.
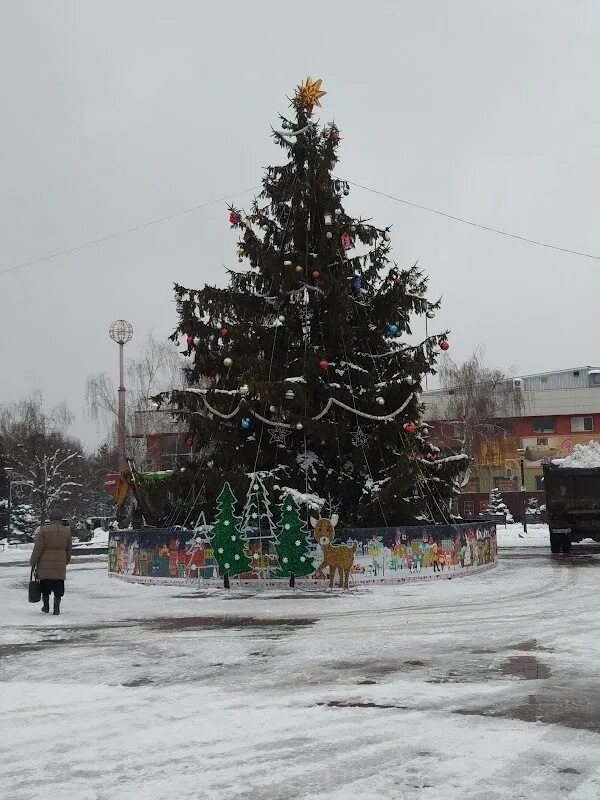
30, 511, 72, 615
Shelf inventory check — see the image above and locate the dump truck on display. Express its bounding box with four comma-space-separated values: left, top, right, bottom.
543, 462, 600, 553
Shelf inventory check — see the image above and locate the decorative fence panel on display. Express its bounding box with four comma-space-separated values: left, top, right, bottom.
109, 522, 497, 588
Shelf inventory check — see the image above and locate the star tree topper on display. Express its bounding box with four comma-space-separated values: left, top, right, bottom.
295, 76, 326, 108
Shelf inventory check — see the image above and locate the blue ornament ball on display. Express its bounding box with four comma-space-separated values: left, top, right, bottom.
241, 418, 252, 430
388, 324, 399, 335
176, 304, 184, 315
353, 276, 362, 290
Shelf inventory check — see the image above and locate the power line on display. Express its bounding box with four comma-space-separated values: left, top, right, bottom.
345, 179, 600, 262
0, 185, 260, 278
2, 176, 600, 279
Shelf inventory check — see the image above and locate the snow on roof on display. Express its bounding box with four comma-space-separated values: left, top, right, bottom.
553, 440, 600, 468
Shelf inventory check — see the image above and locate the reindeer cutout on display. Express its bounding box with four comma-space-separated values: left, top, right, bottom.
311, 514, 357, 589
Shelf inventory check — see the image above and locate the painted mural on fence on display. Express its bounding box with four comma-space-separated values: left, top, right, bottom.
108, 522, 496, 582
345, 523, 497, 577
108, 528, 217, 580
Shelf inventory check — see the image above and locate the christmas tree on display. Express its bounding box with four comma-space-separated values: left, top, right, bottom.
210, 483, 251, 584
163, 77, 468, 526
274, 493, 314, 580
525, 497, 541, 515
241, 473, 279, 577
487, 488, 513, 522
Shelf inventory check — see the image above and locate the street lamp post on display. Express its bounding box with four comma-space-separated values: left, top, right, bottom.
4, 467, 13, 539
109, 320, 133, 472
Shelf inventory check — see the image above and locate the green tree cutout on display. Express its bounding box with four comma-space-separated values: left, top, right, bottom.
275, 493, 314, 580
210, 483, 251, 584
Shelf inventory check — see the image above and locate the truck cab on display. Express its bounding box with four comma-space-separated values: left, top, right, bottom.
543, 463, 600, 553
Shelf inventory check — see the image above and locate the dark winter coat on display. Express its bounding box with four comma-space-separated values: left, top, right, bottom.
30, 522, 72, 580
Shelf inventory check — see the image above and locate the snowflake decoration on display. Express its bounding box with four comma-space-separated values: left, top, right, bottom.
284, 523, 290, 530
252, 553, 260, 560
231, 535, 236, 541
295, 540, 301, 546
234, 554, 240, 560
269, 427, 291, 447
300, 556, 306, 562
286, 504, 292, 512
218, 548, 224, 554
251, 512, 258, 519
282, 557, 289, 564
224, 520, 230, 526
351, 426, 372, 448
224, 562, 230, 570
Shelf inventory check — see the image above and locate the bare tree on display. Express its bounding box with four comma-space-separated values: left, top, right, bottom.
86, 333, 184, 464
11, 447, 82, 523
437, 348, 524, 462
0, 391, 84, 522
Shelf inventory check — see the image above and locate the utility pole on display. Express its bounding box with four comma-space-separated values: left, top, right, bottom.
109, 320, 133, 471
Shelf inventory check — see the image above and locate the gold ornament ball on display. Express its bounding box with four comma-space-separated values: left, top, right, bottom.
295, 264, 303, 273
223, 357, 233, 368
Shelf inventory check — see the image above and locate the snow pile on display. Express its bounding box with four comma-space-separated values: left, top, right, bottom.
75, 528, 109, 548
553, 439, 600, 468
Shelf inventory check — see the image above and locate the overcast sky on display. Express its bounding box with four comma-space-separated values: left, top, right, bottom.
1, 1, 599, 449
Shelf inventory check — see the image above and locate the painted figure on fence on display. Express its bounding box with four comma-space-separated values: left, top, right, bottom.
311, 515, 357, 589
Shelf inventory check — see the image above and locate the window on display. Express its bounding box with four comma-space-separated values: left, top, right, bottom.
533, 417, 555, 434
573, 370, 580, 377
541, 376, 548, 384
463, 500, 475, 517
535, 476, 544, 491
536, 438, 549, 446
571, 416, 593, 433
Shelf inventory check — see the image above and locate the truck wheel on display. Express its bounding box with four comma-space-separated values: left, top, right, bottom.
561, 536, 572, 555
550, 533, 562, 554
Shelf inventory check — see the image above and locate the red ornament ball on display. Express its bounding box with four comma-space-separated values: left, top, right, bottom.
440, 341, 450, 351
220, 327, 229, 337
319, 359, 329, 370
209, 376, 217, 386
186, 335, 194, 346
312, 270, 320, 280
229, 211, 240, 224
186, 438, 193, 447
428, 454, 437, 462
331, 131, 340, 143
404, 423, 417, 434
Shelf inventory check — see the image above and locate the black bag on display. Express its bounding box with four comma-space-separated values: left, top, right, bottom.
28, 568, 41, 603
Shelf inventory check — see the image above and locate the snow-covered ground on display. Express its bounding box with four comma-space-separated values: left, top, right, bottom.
496, 522, 550, 548
1, 543, 600, 799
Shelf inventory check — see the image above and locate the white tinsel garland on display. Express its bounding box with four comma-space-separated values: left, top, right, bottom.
195, 392, 414, 427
